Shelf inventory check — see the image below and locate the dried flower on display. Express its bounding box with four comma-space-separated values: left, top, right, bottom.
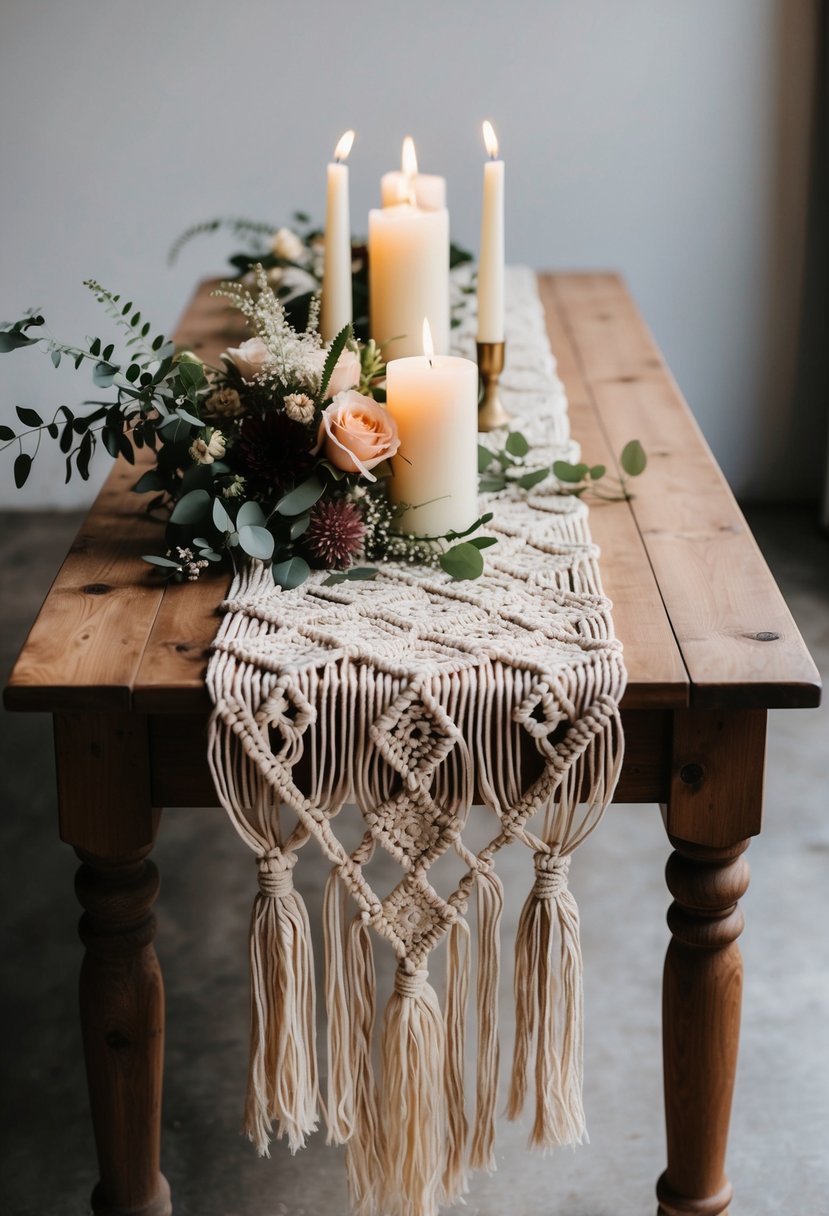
189, 429, 226, 465
306, 498, 366, 569
283, 392, 316, 425
205, 386, 243, 418
236, 412, 314, 497
317, 390, 400, 480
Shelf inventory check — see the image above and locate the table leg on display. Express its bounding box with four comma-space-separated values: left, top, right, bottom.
54, 711, 171, 1216
656, 708, 766, 1216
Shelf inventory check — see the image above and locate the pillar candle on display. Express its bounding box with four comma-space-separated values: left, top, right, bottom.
320, 129, 354, 342
381, 136, 446, 210
385, 321, 479, 536
368, 204, 450, 359
477, 120, 505, 343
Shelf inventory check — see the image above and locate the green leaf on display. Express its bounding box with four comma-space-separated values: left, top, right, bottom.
236, 500, 266, 528
344, 566, 378, 580
16, 406, 42, 427
177, 360, 205, 390
50, 350, 61, 368
468, 536, 498, 550
102, 343, 115, 363
272, 555, 310, 590
102, 425, 121, 459
505, 430, 529, 458
0, 331, 37, 352
589, 464, 607, 480
238, 524, 275, 561
553, 460, 589, 483
89, 337, 101, 357
170, 488, 211, 525
92, 361, 119, 388
319, 458, 346, 481
439, 542, 485, 581
275, 475, 325, 516
318, 324, 352, 399
13, 453, 32, 488
478, 444, 495, 472
620, 439, 647, 477
290, 512, 311, 540
212, 496, 233, 532
132, 470, 165, 494
479, 473, 506, 493
174, 408, 203, 427
0, 425, 14, 441
518, 467, 550, 490
125, 363, 141, 383
142, 555, 181, 569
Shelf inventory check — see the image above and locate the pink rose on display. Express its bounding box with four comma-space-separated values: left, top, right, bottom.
223, 337, 272, 382
318, 390, 400, 481
325, 349, 361, 397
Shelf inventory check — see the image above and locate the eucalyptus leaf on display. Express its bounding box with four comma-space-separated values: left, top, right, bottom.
177, 360, 206, 389
468, 536, 498, 550
238, 524, 275, 561
236, 500, 267, 529
553, 460, 589, 483
212, 496, 233, 532
505, 430, 529, 458
142, 555, 182, 568
589, 464, 607, 480
620, 439, 647, 477
0, 331, 37, 352
13, 453, 32, 488
175, 408, 203, 427
0, 425, 14, 441
479, 473, 506, 493
16, 406, 42, 428
272, 555, 310, 590
133, 470, 165, 494
478, 444, 495, 472
319, 458, 346, 481
290, 512, 311, 540
518, 467, 550, 490
170, 488, 211, 525
50, 350, 61, 368
275, 475, 325, 516
92, 360, 120, 388
439, 542, 485, 581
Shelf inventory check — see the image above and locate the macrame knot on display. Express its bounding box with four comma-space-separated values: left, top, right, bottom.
257, 854, 296, 899
394, 965, 428, 999
532, 851, 570, 900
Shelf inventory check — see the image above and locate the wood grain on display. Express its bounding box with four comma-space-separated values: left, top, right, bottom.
552, 272, 821, 709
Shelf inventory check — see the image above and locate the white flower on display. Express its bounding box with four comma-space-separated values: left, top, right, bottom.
325, 349, 361, 398
189, 429, 226, 465
223, 337, 273, 382
271, 227, 306, 262
284, 392, 316, 424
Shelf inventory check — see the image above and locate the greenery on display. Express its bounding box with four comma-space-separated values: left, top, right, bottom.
478, 431, 648, 500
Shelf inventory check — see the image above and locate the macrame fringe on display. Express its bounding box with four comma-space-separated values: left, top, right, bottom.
323, 867, 353, 1144
344, 914, 383, 1216
469, 866, 504, 1172
245, 856, 319, 1155
442, 918, 471, 1204
380, 964, 446, 1216
507, 851, 586, 1148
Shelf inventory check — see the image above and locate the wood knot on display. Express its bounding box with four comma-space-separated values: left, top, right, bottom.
83, 583, 111, 595
679, 763, 704, 786
751, 631, 780, 642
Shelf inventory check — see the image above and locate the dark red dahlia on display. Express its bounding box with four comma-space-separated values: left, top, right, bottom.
306, 498, 366, 569
235, 412, 315, 498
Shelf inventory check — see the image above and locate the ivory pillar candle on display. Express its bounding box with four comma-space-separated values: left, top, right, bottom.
320, 129, 354, 342
477, 120, 505, 343
368, 205, 450, 359
385, 321, 479, 536
381, 136, 446, 210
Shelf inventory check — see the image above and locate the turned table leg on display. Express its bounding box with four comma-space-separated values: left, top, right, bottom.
657, 708, 767, 1216
54, 711, 171, 1216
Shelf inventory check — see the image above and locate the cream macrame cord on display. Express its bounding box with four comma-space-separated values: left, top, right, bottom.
207, 267, 627, 1216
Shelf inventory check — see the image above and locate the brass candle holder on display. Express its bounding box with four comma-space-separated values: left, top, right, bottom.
476, 340, 512, 431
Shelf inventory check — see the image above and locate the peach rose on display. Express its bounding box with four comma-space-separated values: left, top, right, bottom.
318, 390, 399, 481
223, 337, 272, 382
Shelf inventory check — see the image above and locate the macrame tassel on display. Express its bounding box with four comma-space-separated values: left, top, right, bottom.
380, 964, 446, 1216
442, 917, 470, 1204
507, 851, 586, 1148
344, 914, 383, 1216
245, 854, 319, 1155
469, 866, 504, 1172
323, 867, 353, 1145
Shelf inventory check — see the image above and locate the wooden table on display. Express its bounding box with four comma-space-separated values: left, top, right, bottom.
5, 274, 820, 1216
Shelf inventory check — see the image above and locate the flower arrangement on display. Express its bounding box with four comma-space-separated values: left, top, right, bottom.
0, 266, 492, 586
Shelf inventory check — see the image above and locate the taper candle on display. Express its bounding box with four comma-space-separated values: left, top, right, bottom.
320, 129, 354, 342
385, 319, 479, 536
477, 120, 505, 343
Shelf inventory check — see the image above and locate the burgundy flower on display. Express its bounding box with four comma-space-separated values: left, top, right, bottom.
306, 498, 366, 569
235, 412, 315, 498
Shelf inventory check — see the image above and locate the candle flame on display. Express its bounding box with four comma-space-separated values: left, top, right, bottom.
422, 317, 434, 365
482, 119, 499, 159
334, 129, 355, 162
402, 135, 418, 178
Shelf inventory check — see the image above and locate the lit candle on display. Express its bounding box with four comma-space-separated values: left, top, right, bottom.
477, 120, 505, 343
385, 318, 479, 536
320, 129, 354, 342
381, 136, 447, 210
368, 187, 450, 359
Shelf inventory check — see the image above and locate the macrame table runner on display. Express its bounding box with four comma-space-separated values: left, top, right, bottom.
207, 267, 627, 1216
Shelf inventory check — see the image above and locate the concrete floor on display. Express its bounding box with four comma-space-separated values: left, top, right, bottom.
0, 506, 827, 1216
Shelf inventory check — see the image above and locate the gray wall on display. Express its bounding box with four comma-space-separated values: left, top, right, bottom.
0, 0, 820, 507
